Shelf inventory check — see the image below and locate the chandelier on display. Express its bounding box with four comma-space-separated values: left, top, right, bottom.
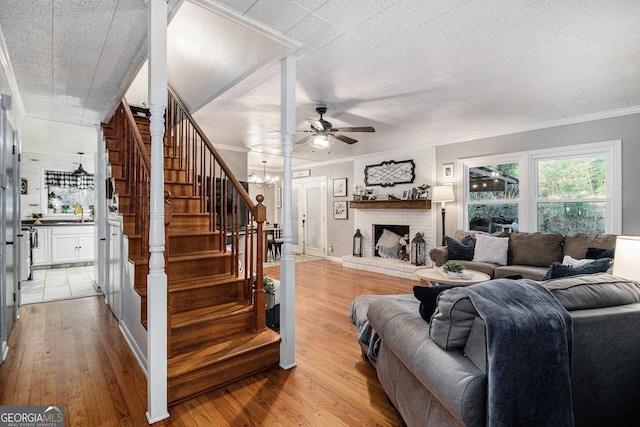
250, 161, 278, 189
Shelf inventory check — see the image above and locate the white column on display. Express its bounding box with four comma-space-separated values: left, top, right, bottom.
146, 0, 169, 423
95, 124, 107, 294
279, 56, 296, 369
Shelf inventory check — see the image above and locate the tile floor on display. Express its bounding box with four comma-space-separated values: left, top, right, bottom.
21, 265, 102, 305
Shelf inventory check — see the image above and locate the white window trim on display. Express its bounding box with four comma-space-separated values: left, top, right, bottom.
459, 140, 621, 234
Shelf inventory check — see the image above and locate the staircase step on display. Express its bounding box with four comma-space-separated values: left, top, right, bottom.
169, 196, 201, 213
169, 230, 220, 254
167, 329, 280, 404
164, 156, 181, 169
165, 181, 194, 197
170, 303, 253, 355
168, 274, 244, 313
167, 251, 233, 280
168, 213, 210, 232
164, 168, 186, 182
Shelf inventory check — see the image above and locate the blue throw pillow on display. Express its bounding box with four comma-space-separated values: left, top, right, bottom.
444, 235, 475, 261
542, 258, 612, 281
413, 285, 461, 321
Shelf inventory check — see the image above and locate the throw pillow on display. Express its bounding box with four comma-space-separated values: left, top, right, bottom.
376, 229, 401, 247
444, 235, 475, 261
586, 247, 615, 259
413, 285, 461, 321
542, 258, 612, 281
473, 234, 509, 265
562, 255, 597, 267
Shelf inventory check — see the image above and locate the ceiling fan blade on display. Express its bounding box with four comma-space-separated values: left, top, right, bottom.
333, 133, 358, 145
306, 118, 324, 130
333, 126, 375, 132
295, 134, 315, 145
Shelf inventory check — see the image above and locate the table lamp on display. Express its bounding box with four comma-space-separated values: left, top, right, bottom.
431, 185, 455, 246
612, 235, 640, 281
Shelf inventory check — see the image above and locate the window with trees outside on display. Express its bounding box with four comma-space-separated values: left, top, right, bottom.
463, 140, 621, 235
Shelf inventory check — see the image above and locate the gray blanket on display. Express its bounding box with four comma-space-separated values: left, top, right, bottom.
458, 279, 574, 427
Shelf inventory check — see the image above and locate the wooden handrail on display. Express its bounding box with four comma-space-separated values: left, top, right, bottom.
167, 86, 255, 211
165, 88, 266, 332
122, 97, 152, 172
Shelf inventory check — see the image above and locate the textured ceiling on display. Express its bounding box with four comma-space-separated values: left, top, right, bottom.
2, 0, 640, 169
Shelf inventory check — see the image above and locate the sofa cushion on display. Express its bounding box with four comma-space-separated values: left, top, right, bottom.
563, 233, 616, 259
473, 234, 508, 265
586, 247, 615, 259
413, 285, 461, 321
543, 273, 640, 310
508, 232, 564, 267
542, 258, 612, 281
494, 265, 548, 281
444, 235, 475, 261
429, 289, 478, 350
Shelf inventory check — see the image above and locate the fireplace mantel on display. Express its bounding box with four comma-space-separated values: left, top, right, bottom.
350, 199, 431, 210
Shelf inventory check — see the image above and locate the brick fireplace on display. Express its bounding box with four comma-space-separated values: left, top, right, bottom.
343, 206, 436, 279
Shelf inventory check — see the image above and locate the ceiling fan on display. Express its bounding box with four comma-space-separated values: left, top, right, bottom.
296, 107, 375, 151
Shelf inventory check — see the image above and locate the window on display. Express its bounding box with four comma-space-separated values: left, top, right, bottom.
467, 162, 520, 233
461, 140, 621, 234
536, 156, 606, 234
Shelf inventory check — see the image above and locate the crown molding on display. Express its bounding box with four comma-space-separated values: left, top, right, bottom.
436, 106, 640, 146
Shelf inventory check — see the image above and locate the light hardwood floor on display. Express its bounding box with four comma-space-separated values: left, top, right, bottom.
0, 259, 417, 426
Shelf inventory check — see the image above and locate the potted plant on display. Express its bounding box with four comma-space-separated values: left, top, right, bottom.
48, 191, 60, 213
253, 274, 276, 309
416, 184, 431, 199
442, 261, 471, 279
61, 204, 70, 213
32, 212, 43, 225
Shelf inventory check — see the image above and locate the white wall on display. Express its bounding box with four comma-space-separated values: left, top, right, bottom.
353, 148, 437, 255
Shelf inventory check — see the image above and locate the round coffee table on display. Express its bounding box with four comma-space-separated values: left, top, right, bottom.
414, 267, 490, 286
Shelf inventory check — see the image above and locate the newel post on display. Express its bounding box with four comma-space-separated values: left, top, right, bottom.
253, 195, 266, 332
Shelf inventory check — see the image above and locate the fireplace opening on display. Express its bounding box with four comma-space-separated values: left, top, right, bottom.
373, 224, 410, 258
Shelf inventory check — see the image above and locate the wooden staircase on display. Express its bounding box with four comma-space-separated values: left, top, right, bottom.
102, 94, 280, 404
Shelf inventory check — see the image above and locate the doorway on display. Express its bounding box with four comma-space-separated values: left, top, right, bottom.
291, 177, 326, 257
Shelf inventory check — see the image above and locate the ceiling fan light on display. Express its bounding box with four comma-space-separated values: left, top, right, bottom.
311, 134, 332, 151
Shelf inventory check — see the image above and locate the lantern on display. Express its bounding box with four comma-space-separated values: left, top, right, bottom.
353, 229, 363, 257
410, 232, 427, 266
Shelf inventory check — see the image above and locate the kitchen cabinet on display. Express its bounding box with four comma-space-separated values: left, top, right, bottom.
50, 225, 95, 264
31, 227, 50, 266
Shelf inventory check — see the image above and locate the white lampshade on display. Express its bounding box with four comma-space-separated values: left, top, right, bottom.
431, 185, 455, 203
612, 236, 640, 281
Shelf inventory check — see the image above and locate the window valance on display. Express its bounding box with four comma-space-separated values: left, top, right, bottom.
45, 170, 94, 189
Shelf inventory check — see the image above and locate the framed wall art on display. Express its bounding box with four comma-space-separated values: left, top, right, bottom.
333, 178, 347, 197
333, 201, 348, 220
443, 163, 454, 180
364, 159, 415, 187
275, 187, 282, 208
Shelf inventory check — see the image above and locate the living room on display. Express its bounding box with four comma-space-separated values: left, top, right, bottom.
2, 1, 640, 425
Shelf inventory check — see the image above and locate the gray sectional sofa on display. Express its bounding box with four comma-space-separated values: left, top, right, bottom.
351, 272, 640, 426
429, 230, 617, 280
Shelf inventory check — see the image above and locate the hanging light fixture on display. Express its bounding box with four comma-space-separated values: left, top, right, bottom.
250, 160, 279, 189
73, 152, 89, 176
310, 130, 334, 152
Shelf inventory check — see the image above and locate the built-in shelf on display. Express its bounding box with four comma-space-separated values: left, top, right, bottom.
350, 199, 431, 210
